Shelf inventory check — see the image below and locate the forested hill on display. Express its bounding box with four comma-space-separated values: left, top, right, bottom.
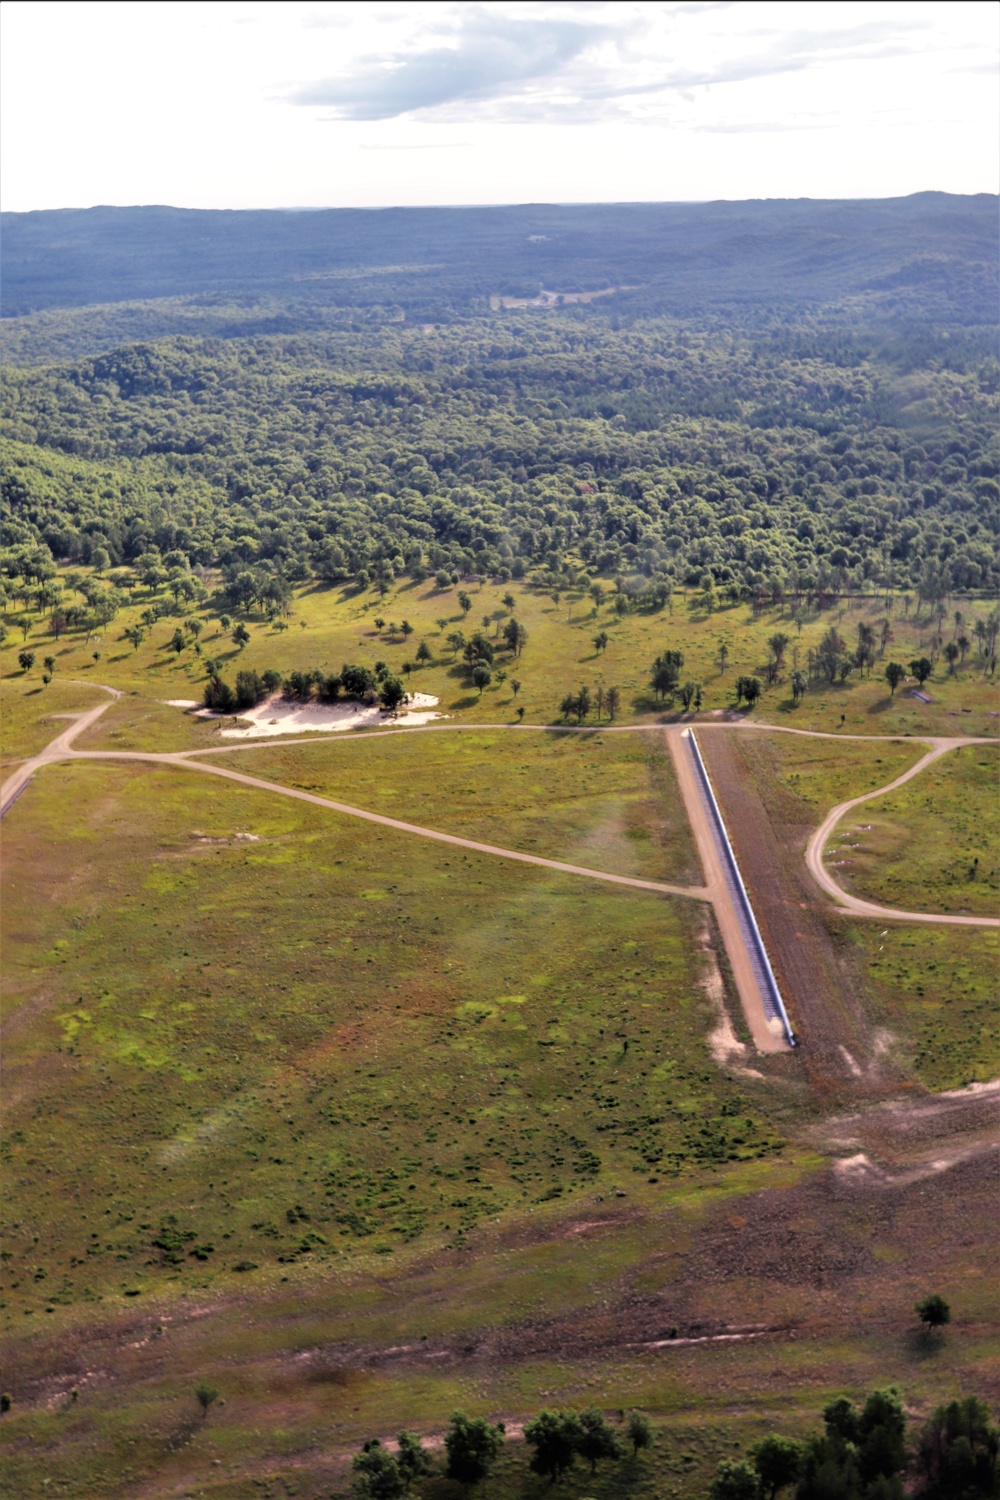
1, 195, 997, 608
2, 317, 998, 601
2, 194, 997, 339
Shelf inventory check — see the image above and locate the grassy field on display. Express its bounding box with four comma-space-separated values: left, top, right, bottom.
0, 676, 109, 772
3, 571, 998, 751
2, 759, 771, 1317
827, 744, 1000, 917
206, 729, 701, 886
2, 574, 998, 1497
846, 920, 1000, 1090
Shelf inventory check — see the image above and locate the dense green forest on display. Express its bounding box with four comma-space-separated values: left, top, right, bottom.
2, 197, 997, 603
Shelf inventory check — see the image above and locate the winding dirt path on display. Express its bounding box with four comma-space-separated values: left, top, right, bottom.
804, 742, 999, 928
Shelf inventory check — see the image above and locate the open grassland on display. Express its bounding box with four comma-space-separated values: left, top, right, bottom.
0, 676, 109, 773
2, 1135, 995, 1497
829, 744, 1000, 917
4, 571, 998, 751
848, 921, 1000, 1090
1, 760, 778, 1324
3, 580, 998, 1497
207, 730, 701, 887
749, 728, 927, 809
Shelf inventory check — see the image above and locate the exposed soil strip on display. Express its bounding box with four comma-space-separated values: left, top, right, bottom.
695, 729, 887, 1089
687, 729, 795, 1046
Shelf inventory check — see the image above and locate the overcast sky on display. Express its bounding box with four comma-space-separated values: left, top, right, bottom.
2, 1, 997, 211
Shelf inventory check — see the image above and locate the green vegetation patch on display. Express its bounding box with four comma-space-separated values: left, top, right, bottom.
208, 728, 701, 885
831, 744, 1000, 916
0, 760, 778, 1318
0, 677, 108, 768
850, 921, 999, 1089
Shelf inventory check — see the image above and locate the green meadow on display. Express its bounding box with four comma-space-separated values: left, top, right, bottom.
4, 569, 999, 751
831, 743, 1000, 917
1, 572, 997, 1498
209, 728, 701, 886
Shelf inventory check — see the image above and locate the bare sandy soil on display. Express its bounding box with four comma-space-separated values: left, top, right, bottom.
186, 691, 445, 738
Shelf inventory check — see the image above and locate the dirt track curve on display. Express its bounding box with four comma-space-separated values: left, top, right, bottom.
804, 741, 1000, 927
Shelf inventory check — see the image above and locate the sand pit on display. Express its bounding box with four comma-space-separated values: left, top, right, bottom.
188, 691, 445, 738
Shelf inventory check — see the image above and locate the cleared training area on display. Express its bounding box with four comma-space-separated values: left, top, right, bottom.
684, 729, 797, 1048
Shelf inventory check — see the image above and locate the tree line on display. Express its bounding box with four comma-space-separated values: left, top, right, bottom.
3, 311, 996, 617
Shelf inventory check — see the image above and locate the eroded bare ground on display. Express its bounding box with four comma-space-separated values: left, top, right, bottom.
10, 1138, 998, 1431
697, 731, 890, 1095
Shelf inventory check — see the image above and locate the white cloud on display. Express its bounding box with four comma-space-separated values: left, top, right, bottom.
0, 0, 996, 210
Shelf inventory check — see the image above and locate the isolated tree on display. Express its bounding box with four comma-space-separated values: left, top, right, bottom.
232, 623, 251, 650
515, 705, 525, 721
589, 582, 605, 611
916, 1293, 951, 1333
17, 615, 32, 642
415, 640, 432, 664
957, 632, 970, 665
447, 630, 466, 656
185, 618, 203, 640
751, 1434, 801, 1499
444, 1411, 505, 1488
43, 655, 56, 674
595, 685, 606, 719
502, 592, 515, 611
577, 1407, 621, 1473
710, 1458, 761, 1500
791, 669, 808, 704
605, 685, 621, 720
909, 656, 933, 684
574, 685, 591, 722
594, 630, 609, 654
651, 649, 683, 700
471, 664, 492, 696
525, 1409, 582, 1483
373, 617, 385, 633
768, 632, 790, 669
884, 661, 906, 696
401, 619, 413, 639
90, 547, 111, 574
817, 626, 849, 683
219, 614, 232, 631
679, 680, 699, 711
435, 570, 450, 589
380, 675, 406, 713
626, 1410, 654, 1456
351, 1439, 405, 1500
718, 642, 730, 673
944, 640, 960, 674
510, 678, 521, 697
194, 1381, 219, 1419
457, 590, 472, 616
18, 650, 35, 673
49, 610, 67, 639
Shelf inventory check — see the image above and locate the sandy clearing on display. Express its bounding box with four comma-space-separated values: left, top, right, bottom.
191, 691, 446, 738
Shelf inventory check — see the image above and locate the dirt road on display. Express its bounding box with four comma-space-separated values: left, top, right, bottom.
804, 743, 1000, 928
666, 727, 788, 1053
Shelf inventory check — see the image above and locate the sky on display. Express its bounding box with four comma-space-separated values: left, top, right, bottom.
1, 0, 997, 211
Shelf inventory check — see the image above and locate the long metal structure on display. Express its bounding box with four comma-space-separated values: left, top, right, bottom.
685, 728, 797, 1047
